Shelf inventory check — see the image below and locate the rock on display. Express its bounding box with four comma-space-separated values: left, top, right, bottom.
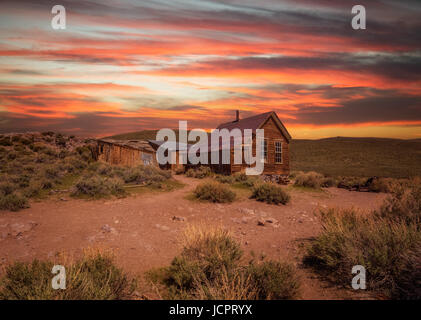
60, 198, 68, 201
172, 216, 186, 222
239, 208, 255, 215
257, 219, 265, 226
298, 219, 303, 224
10, 222, 38, 237
101, 224, 118, 235
265, 218, 278, 224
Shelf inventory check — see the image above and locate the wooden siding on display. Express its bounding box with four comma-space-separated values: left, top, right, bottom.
97, 141, 158, 167
230, 116, 290, 175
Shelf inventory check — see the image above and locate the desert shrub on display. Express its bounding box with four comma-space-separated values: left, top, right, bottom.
44, 166, 61, 180
0, 251, 135, 300
163, 227, 242, 293
186, 167, 212, 179
174, 167, 185, 175
0, 193, 29, 211
71, 176, 125, 198
394, 247, 421, 300
321, 176, 337, 188
120, 165, 171, 186
55, 134, 67, 147
75, 146, 93, 162
12, 174, 31, 188
149, 226, 300, 300
375, 183, 421, 225
233, 172, 258, 187
96, 163, 114, 177
294, 171, 324, 189
193, 181, 236, 203
251, 183, 290, 205
337, 176, 367, 189
246, 261, 300, 300
0, 182, 16, 196
304, 208, 421, 299
215, 174, 235, 184
0, 137, 12, 146
7, 152, 17, 161
67, 157, 87, 170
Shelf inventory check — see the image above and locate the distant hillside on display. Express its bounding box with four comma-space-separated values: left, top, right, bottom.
105, 131, 421, 178
104, 130, 161, 141
290, 137, 421, 178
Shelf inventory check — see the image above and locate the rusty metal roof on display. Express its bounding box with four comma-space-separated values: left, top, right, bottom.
217, 111, 291, 141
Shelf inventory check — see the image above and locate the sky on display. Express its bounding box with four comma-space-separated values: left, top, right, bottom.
0, 0, 420, 139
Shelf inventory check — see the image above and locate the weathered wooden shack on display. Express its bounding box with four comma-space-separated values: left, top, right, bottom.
96, 139, 158, 167
206, 111, 292, 181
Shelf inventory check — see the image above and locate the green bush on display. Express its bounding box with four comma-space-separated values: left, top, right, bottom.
246, 261, 300, 300
193, 181, 236, 203
120, 165, 171, 186
0, 193, 29, 211
0, 251, 135, 300
251, 183, 290, 205
71, 176, 126, 198
186, 167, 212, 179
294, 171, 324, 189
233, 172, 258, 187
304, 208, 421, 299
214, 175, 235, 184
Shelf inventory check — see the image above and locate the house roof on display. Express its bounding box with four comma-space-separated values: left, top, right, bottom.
216, 111, 292, 142
148, 139, 190, 151
98, 139, 155, 153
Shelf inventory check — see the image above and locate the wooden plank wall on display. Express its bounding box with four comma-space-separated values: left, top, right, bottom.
230, 117, 290, 175
97, 142, 158, 167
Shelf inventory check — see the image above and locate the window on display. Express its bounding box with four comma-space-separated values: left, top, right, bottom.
142, 152, 153, 165
261, 139, 268, 162
275, 141, 282, 163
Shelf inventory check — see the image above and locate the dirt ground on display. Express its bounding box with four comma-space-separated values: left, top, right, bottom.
0, 175, 387, 300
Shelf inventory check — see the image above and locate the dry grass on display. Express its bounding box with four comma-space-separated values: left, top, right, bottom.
251, 182, 290, 205
147, 225, 300, 300
193, 181, 236, 203
0, 249, 136, 300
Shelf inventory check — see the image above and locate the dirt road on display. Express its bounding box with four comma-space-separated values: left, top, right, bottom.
0, 176, 386, 299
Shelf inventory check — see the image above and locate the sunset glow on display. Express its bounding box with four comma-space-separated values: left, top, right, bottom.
1, 0, 420, 138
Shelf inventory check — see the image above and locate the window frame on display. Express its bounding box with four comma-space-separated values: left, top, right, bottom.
261, 138, 268, 163
274, 140, 283, 164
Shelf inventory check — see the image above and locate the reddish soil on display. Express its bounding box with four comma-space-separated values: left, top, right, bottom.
0, 176, 386, 299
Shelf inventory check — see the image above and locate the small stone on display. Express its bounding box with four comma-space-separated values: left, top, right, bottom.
172, 216, 186, 222
101, 224, 118, 235
257, 219, 265, 226
239, 208, 255, 215
265, 218, 278, 224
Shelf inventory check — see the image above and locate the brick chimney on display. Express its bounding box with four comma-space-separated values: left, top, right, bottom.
235, 110, 240, 122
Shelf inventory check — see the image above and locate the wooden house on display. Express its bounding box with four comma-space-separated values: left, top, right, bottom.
207, 111, 291, 181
